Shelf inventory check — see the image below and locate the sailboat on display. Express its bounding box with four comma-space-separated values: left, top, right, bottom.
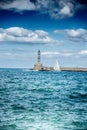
54, 60, 61, 71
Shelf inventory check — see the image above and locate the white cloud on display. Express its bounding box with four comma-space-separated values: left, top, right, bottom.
0, 0, 35, 11
35, 30, 48, 36
0, 0, 83, 19
78, 50, 87, 55
42, 51, 74, 57
59, 5, 71, 15
65, 29, 87, 37
0, 27, 60, 44
65, 29, 87, 42
58, 1, 74, 18
42, 50, 87, 58
54, 28, 87, 42
42, 52, 60, 55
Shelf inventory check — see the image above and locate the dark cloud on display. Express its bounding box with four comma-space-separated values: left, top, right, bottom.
0, 0, 87, 6
0, 0, 14, 8
0, 0, 14, 4
30, 0, 37, 3
0, 0, 87, 19
77, 0, 87, 4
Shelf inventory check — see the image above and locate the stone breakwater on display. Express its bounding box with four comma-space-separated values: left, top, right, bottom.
33, 65, 87, 71
60, 67, 87, 72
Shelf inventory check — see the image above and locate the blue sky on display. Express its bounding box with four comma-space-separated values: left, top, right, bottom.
0, 0, 87, 68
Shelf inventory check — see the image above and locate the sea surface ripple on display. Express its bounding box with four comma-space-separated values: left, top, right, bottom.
0, 69, 87, 130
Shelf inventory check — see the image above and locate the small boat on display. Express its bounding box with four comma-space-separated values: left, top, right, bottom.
54, 60, 61, 71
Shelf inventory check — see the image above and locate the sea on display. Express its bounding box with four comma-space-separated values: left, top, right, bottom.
0, 68, 87, 130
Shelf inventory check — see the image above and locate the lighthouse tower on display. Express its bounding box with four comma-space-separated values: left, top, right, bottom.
37, 50, 41, 64
33, 50, 43, 70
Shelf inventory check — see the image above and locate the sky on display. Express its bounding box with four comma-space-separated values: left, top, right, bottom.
0, 0, 87, 68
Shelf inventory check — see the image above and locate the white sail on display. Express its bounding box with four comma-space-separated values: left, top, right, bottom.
54, 60, 61, 71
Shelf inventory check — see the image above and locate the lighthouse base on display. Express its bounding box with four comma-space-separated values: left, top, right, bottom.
33, 63, 44, 70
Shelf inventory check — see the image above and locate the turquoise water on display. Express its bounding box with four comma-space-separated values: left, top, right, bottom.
0, 69, 87, 130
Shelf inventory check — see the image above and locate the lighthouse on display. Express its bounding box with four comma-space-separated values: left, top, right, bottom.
33, 50, 43, 70
33, 50, 54, 71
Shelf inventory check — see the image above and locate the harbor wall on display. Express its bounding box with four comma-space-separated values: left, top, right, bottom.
33, 65, 87, 71
60, 67, 87, 72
